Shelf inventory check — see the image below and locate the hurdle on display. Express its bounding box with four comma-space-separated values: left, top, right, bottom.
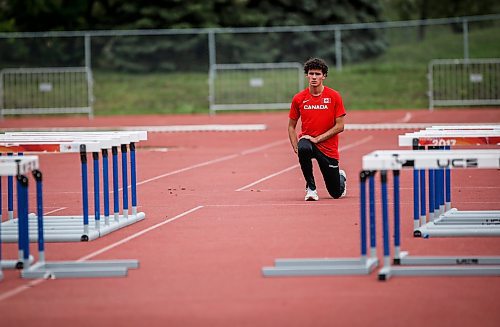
399, 127, 500, 237
0, 155, 139, 279
0, 131, 147, 242
362, 149, 500, 280
261, 170, 379, 277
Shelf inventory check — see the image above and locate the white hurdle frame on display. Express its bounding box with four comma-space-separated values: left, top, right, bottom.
399, 127, 500, 237
362, 149, 500, 280
0, 131, 147, 242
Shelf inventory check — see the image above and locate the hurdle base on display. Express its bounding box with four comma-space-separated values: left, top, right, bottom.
433, 217, 500, 225
393, 251, 409, 265
1, 255, 35, 269
262, 257, 379, 277
441, 208, 500, 218
379, 265, 500, 281
414, 223, 500, 238
397, 252, 500, 266
1, 212, 146, 243
21, 259, 139, 279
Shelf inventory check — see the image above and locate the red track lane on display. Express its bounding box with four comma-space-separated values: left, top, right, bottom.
1, 108, 500, 327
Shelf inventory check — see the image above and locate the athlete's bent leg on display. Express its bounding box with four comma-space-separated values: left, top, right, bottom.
316, 152, 345, 199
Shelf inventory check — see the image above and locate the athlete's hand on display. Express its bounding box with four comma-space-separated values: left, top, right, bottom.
299, 135, 318, 143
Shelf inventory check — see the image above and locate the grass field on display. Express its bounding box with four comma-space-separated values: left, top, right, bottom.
92, 23, 500, 115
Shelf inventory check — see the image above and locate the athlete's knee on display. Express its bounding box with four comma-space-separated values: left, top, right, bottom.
327, 187, 342, 199
297, 138, 314, 157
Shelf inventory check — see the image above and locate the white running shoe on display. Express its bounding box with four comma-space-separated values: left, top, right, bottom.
304, 187, 319, 201
339, 170, 347, 198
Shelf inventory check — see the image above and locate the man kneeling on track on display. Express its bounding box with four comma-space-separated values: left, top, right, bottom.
287, 57, 347, 201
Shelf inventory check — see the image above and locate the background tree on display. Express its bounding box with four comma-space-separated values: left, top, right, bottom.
385, 0, 499, 40
3, 0, 497, 71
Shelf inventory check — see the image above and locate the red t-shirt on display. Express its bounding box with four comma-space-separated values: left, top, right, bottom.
289, 86, 346, 159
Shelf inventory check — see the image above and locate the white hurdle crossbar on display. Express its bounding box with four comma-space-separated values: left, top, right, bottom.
0, 131, 147, 242
425, 124, 500, 130
362, 149, 500, 280
262, 170, 379, 277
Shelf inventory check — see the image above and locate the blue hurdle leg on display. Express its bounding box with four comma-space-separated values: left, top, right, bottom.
102, 149, 110, 225
419, 146, 426, 226
112, 146, 120, 222
412, 143, 420, 229
434, 167, 440, 218
420, 168, 426, 226
369, 172, 377, 258
32, 170, 45, 263
121, 144, 129, 219
438, 167, 445, 216
413, 168, 420, 230
360, 171, 368, 261
445, 145, 451, 211
393, 170, 401, 263
428, 169, 435, 221
80, 148, 90, 241
439, 158, 446, 215
430, 146, 440, 220
16, 175, 30, 269
8, 153, 14, 220
130, 142, 137, 216
438, 146, 445, 215
93, 152, 101, 230
380, 171, 390, 269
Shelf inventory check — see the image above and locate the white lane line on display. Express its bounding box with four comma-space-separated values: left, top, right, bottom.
235, 165, 299, 191
77, 205, 203, 261
136, 154, 238, 186
44, 207, 67, 215
0, 279, 46, 302
399, 112, 412, 123
0, 206, 203, 302
207, 203, 340, 207
339, 135, 374, 150
1, 124, 267, 133
235, 136, 374, 192
239, 139, 289, 155
135, 139, 289, 187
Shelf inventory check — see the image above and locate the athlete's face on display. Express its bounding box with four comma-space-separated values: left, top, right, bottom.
306, 69, 326, 87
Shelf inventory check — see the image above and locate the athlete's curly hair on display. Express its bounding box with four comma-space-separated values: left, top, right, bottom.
303, 58, 328, 77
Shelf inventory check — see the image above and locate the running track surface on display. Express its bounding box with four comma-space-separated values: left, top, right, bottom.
1, 108, 500, 327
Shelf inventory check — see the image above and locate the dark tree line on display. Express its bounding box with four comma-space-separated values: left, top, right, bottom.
1, 0, 386, 32
1, 0, 497, 33
0, 0, 497, 71
386, 0, 499, 40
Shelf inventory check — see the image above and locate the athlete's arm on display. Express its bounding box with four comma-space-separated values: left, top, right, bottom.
301, 114, 345, 144
288, 118, 299, 153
